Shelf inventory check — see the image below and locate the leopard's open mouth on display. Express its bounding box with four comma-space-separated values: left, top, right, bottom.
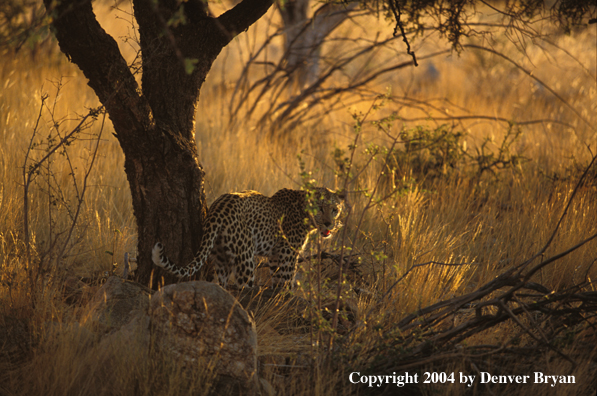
321, 229, 332, 238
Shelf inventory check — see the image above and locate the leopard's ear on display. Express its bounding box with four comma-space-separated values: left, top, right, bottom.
335, 190, 351, 211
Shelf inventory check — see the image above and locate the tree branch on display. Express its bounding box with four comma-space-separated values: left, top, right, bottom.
43, 0, 152, 139
217, 0, 273, 40
389, 0, 418, 66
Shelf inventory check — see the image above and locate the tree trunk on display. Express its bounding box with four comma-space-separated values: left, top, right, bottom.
124, 128, 207, 287
277, 0, 357, 90
43, 0, 273, 287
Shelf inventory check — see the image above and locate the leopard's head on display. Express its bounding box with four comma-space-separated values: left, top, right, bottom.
308, 188, 347, 238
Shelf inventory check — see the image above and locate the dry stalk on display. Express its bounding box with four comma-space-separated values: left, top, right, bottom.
353, 156, 597, 373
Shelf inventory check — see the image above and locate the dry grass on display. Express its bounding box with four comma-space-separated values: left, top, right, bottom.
1, 3, 596, 396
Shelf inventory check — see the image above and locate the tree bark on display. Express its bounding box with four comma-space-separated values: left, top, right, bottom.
43, 0, 273, 287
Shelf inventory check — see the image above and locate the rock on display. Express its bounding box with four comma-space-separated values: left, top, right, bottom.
259, 377, 276, 396
84, 276, 152, 333
84, 278, 258, 393
149, 281, 258, 387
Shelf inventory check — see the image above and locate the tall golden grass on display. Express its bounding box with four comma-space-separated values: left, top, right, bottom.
1, 3, 596, 395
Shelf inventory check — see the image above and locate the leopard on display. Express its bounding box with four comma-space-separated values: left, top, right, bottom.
152, 187, 346, 288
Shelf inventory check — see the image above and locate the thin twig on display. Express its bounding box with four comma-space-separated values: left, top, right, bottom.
389, 0, 418, 66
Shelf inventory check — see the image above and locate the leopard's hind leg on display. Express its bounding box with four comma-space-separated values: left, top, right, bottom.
233, 226, 256, 288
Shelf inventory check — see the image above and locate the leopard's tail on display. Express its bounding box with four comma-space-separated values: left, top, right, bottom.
152, 220, 221, 278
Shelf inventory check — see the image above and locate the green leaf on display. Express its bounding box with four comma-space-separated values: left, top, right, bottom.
184, 58, 198, 75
